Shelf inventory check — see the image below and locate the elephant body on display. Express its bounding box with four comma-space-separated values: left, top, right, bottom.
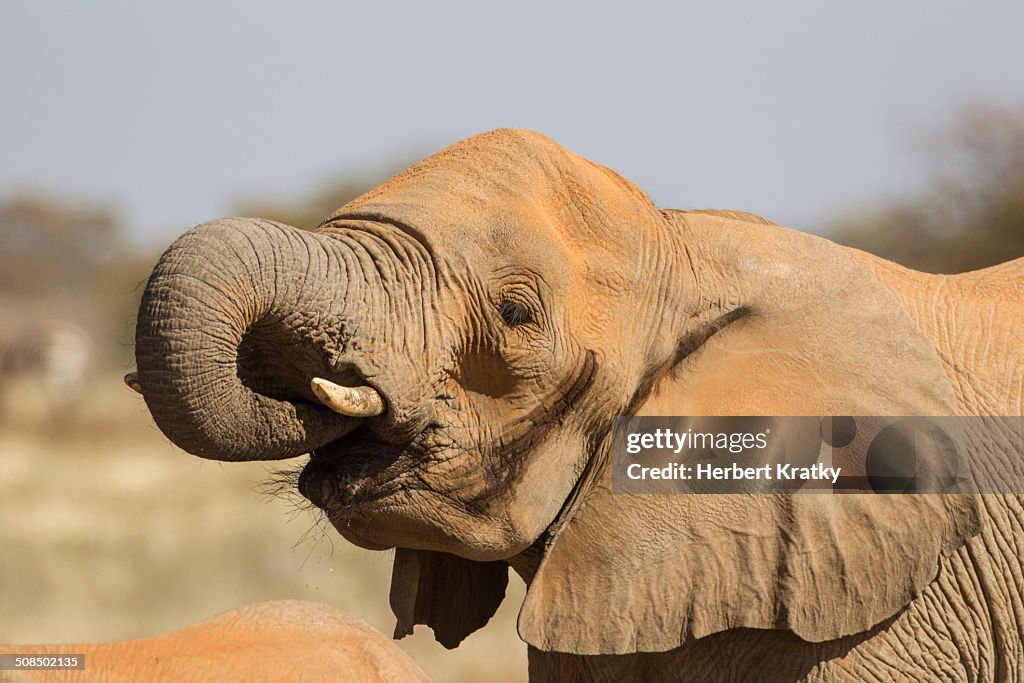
0, 601, 430, 683
130, 130, 1024, 681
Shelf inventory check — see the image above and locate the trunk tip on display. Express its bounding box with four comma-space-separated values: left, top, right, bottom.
124, 371, 142, 394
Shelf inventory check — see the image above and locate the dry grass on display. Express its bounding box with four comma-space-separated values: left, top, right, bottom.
0, 376, 527, 683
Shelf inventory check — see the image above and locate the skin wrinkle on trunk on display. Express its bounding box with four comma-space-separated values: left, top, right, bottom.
319, 219, 442, 438
136, 217, 440, 462
136, 219, 363, 461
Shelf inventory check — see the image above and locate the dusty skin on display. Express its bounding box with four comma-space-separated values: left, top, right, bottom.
0, 601, 430, 682
131, 130, 1023, 681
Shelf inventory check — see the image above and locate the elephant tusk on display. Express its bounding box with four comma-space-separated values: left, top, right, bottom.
124, 371, 142, 394
310, 378, 385, 417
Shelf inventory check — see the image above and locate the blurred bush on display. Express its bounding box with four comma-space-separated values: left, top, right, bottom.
0, 195, 155, 369
831, 102, 1024, 273
0, 197, 120, 298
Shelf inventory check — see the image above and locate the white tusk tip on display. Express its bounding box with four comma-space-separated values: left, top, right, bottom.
310, 377, 385, 418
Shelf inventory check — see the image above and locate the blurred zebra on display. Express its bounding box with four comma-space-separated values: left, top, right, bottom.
0, 319, 92, 413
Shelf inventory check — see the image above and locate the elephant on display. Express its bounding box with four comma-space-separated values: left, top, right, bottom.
0, 601, 430, 682
130, 129, 1024, 681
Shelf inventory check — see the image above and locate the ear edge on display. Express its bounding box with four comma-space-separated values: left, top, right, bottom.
519, 487, 981, 655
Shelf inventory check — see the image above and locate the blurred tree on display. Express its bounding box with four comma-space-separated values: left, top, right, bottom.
831, 102, 1024, 273
0, 195, 155, 367
0, 196, 122, 297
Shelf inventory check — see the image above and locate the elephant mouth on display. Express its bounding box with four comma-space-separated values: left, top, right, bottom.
298, 350, 597, 506
297, 430, 406, 510
295, 430, 456, 551
295, 351, 599, 549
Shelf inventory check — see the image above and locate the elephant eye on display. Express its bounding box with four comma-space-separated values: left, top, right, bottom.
498, 299, 532, 327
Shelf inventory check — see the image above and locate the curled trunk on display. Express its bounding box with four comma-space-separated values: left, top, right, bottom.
134, 218, 360, 461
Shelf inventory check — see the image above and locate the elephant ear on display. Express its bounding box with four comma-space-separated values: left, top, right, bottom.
518, 215, 981, 655
389, 548, 508, 649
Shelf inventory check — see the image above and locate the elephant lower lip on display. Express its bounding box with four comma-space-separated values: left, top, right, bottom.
330, 523, 392, 551
297, 465, 336, 510
298, 461, 361, 510
296, 444, 398, 511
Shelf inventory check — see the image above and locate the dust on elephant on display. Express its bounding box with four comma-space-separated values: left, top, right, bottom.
131, 130, 1024, 681
0, 601, 430, 682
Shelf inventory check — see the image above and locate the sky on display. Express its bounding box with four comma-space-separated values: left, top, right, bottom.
1, 1, 1022, 248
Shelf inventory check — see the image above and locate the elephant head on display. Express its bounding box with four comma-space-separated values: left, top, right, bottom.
133, 129, 979, 654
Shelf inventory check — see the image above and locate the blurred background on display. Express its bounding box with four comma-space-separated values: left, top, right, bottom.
1, 2, 1022, 681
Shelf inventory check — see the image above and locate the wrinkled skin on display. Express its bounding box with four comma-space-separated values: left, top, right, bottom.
0, 601, 430, 682
134, 130, 1024, 681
